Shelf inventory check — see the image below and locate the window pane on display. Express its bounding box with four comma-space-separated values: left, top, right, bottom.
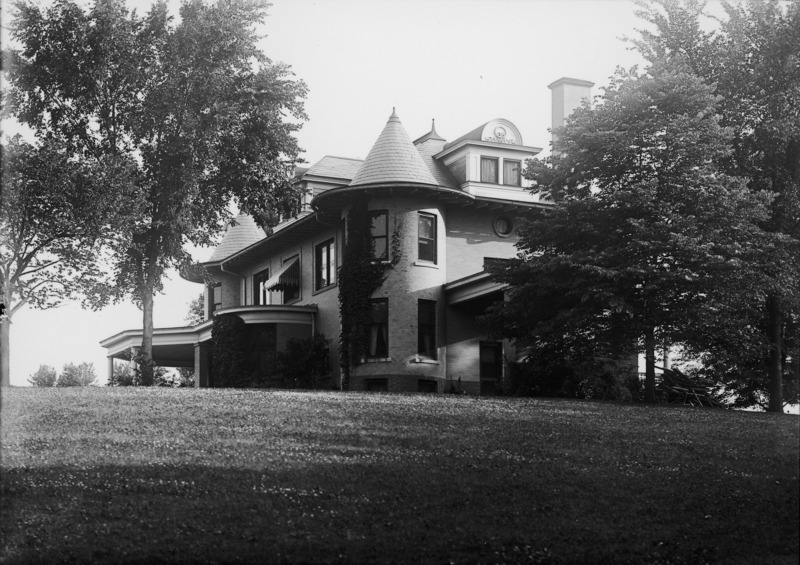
503, 160, 521, 186
371, 211, 388, 261
371, 212, 387, 236
253, 269, 270, 305
369, 299, 389, 358
481, 158, 498, 183
418, 213, 436, 263
418, 300, 436, 359
315, 239, 335, 289
418, 214, 434, 239
373, 237, 388, 261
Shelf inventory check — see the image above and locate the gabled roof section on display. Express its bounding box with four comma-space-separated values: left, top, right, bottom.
304, 156, 363, 182
349, 109, 438, 187
208, 213, 267, 263
443, 118, 524, 150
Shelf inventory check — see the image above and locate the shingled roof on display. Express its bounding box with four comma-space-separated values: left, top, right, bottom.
349, 110, 438, 187
305, 156, 364, 181
208, 213, 267, 263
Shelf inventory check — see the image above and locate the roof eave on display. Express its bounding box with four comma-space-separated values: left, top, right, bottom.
435, 140, 543, 161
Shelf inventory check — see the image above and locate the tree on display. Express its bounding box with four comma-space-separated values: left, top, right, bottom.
631, 0, 800, 411
487, 64, 771, 403
185, 293, 204, 326
57, 362, 98, 387
5, 0, 307, 385
0, 136, 140, 387
27, 364, 57, 387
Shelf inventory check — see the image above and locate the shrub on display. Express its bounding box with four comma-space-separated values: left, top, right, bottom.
276, 333, 329, 389
57, 362, 97, 387
211, 314, 252, 387
27, 365, 57, 387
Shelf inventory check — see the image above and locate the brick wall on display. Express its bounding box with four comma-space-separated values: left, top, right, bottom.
444, 207, 520, 282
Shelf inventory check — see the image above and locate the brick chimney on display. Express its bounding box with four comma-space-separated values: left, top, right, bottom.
548, 77, 594, 143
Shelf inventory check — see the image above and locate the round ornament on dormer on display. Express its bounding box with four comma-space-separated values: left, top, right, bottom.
481, 119, 521, 145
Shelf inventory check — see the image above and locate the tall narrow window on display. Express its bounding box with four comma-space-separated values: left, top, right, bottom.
418, 300, 436, 359
253, 268, 270, 305
315, 238, 336, 290
480, 157, 498, 183
371, 211, 388, 261
369, 298, 389, 358
212, 283, 222, 312
503, 159, 521, 186
418, 213, 437, 264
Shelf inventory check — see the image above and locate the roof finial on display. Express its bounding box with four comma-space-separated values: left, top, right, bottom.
388, 107, 400, 122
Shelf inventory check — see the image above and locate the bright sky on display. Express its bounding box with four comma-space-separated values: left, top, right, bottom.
4, 0, 652, 385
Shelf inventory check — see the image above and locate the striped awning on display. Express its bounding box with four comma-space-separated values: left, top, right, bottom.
264, 256, 300, 292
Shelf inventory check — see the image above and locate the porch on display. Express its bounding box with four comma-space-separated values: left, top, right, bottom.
99, 305, 317, 387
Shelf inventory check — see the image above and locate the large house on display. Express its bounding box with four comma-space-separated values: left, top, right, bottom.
101, 78, 593, 394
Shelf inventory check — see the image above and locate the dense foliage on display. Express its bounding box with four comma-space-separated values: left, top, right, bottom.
629, 0, 800, 411
488, 64, 770, 403
488, 0, 799, 411
210, 313, 252, 387
276, 333, 330, 389
5, 0, 307, 385
0, 137, 139, 386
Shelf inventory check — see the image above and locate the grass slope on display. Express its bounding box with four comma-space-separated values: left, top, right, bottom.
1, 387, 798, 564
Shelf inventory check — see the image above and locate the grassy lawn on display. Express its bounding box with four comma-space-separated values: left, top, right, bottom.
1, 388, 798, 564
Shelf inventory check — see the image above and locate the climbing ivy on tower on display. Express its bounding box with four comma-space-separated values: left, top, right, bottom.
337, 198, 401, 389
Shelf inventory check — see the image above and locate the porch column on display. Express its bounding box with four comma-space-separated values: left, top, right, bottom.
129, 346, 140, 371
194, 342, 210, 388
107, 356, 114, 384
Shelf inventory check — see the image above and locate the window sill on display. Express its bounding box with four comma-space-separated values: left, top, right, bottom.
312, 283, 337, 296
362, 357, 392, 364
411, 357, 439, 365
414, 261, 439, 269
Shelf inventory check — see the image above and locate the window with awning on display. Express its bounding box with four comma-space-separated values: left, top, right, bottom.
263, 255, 300, 303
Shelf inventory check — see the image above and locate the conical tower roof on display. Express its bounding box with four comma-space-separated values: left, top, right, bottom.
208, 213, 267, 262
349, 109, 438, 187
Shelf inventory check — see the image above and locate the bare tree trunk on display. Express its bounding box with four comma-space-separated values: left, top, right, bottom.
0, 317, 10, 388
766, 294, 784, 413
140, 289, 155, 386
644, 325, 657, 403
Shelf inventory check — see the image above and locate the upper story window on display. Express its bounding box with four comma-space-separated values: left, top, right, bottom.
480, 157, 498, 183
503, 159, 522, 186
210, 282, 222, 315
315, 238, 336, 290
253, 268, 271, 305
418, 213, 437, 264
371, 210, 388, 261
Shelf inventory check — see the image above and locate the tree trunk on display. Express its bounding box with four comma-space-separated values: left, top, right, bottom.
766, 294, 784, 413
0, 317, 10, 388
644, 325, 657, 403
140, 289, 155, 386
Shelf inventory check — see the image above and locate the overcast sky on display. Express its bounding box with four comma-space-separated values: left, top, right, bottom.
5, 0, 654, 385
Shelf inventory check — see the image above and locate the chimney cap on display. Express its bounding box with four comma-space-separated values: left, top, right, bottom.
548, 77, 595, 90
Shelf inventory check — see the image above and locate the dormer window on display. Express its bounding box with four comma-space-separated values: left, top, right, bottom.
480, 157, 498, 183
503, 159, 522, 186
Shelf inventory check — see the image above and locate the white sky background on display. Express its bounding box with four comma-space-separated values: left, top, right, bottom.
4, 0, 653, 385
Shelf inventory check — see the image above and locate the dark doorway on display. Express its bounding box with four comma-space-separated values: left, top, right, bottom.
479, 341, 503, 395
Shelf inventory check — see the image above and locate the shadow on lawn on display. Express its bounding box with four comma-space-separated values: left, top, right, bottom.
2, 458, 798, 565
